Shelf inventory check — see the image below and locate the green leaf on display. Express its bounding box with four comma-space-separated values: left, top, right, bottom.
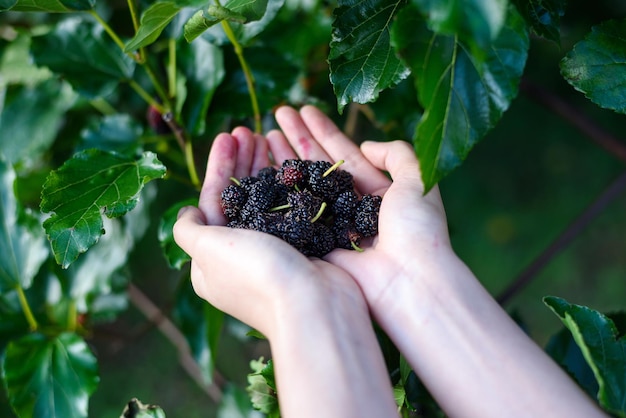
31, 18, 136, 98
545, 327, 599, 398
158, 198, 196, 269
511, 0, 565, 43
119, 398, 166, 418
3, 332, 99, 418
177, 38, 225, 136
125, 2, 182, 52
183, 0, 273, 42
411, 0, 508, 57
173, 278, 225, 384
0, 80, 76, 165
0, 0, 94, 12
561, 19, 626, 115
247, 357, 279, 415
329, 0, 410, 113
0, 158, 49, 293
544, 296, 626, 416
392, 4, 529, 191
40, 150, 166, 268
0, 32, 52, 87
77, 114, 144, 155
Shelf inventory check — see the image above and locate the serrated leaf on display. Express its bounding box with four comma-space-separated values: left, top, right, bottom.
247, 357, 279, 415
31, 18, 136, 98
544, 296, 626, 417
561, 19, 626, 114
0, 32, 52, 87
0, 158, 49, 293
125, 2, 182, 52
329, 0, 410, 113
217, 384, 259, 418
3, 332, 99, 418
0, 0, 94, 12
0, 80, 76, 165
412, 0, 507, 57
177, 37, 225, 136
40, 150, 165, 268
159, 198, 196, 269
120, 398, 166, 418
392, 4, 529, 192
512, 0, 565, 43
173, 278, 224, 384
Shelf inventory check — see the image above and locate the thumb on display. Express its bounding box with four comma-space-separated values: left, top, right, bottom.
173, 205, 208, 257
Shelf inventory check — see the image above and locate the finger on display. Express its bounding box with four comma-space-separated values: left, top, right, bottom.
231, 127, 256, 178
199, 133, 237, 225
173, 205, 209, 255
360, 140, 423, 191
299, 105, 391, 194
250, 133, 271, 175
274, 106, 331, 162
266, 129, 298, 164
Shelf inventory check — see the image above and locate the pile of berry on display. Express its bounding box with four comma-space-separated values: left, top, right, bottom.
220, 159, 382, 257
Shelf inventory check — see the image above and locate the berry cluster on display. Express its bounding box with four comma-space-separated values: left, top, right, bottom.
220, 159, 382, 257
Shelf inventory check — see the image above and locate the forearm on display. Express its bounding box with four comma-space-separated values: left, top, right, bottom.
376, 249, 606, 418
268, 279, 399, 418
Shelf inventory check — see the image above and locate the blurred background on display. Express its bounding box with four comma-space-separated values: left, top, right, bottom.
1, 0, 625, 416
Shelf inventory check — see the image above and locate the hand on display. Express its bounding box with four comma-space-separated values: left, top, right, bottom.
269, 105, 451, 315
173, 125, 399, 418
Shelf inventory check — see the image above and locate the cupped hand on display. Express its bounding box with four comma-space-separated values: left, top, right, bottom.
270, 105, 451, 313
173, 126, 367, 338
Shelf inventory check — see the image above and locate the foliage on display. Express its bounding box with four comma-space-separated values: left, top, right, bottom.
0, 0, 625, 416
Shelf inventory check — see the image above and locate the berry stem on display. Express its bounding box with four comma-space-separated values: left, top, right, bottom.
350, 241, 364, 252
229, 177, 241, 186
310, 202, 327, 223
323, 160, 345, 177
269, 203, 291, 212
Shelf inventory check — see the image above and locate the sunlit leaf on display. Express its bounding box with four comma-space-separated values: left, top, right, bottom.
512, 0, 565, 43
217, 384, 261, 418
0, 32, 52, 86
561, 19, 626, 114
247, 357, 279, 415
31, 18, 136, 98
544, 296, 626, 416
173, 278, 225, 384
40, 150, 166, 268
329, 0, 410, 113
0, 79, 75, 166
125, 2, 182, 52
392, 4, 529, 191
3, 332, 99, 418
0, 0, 94, 12
0, 158, 48, 293
119, 398, 166, 418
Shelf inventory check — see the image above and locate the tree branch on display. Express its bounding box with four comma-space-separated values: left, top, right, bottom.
127, 283, 224, 403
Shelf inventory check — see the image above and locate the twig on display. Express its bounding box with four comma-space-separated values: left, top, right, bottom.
127, 283, 224, 403
521, 79, 626, 164
496, 170, 626, 305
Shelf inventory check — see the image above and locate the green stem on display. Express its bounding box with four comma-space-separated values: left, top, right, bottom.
67, 300, 77, 332
90, 97, 117, 115
218, 17, 262, 133
185, 140, 200, 188
323, 160, 345, 177
89, 11, 128, 53
310, 202, 327, 223
127, 0, 146, 63
129, 80, 166, 113
168, 38, 177, 98
143, 63, 171, 108
15, 285, 37, 332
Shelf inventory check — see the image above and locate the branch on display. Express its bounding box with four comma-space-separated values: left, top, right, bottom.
127, 283, 224, 403
520, 79, 626, 164
496, 170, 626, 305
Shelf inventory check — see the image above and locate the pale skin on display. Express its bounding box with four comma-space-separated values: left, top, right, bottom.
173, 105, 607, 418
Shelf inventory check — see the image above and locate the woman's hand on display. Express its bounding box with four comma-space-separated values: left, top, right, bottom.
269, 105, 452, 315
173, 124, 399, 418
